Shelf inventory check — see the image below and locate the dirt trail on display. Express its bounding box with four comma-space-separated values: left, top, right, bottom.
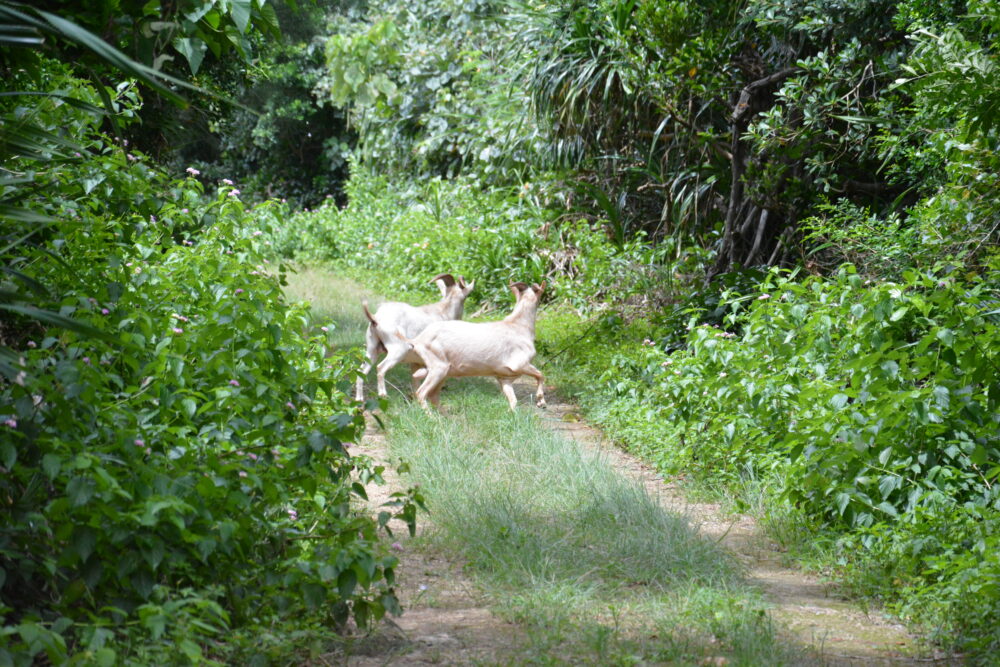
336, 384, 953, 666
541, 398, 951, 667
338, 428, 521, 666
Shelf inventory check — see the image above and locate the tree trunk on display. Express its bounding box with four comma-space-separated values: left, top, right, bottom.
709, 67, 801, 281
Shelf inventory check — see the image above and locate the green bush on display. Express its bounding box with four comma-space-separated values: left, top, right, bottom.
272, 165, 663, 309
542, 263, 1000, 656
0, 69, 415, 663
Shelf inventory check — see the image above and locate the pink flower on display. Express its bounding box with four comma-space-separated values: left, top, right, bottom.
757, 294, 771, 300
391, 542, 403, 552
4, 419, 16, 428
285, 402, 295, 410
127, 153, 136, 161
288, 509, 298, 520
172, 327, 183, 334
26, 341, 36, 348
229, 379, 240, 387
134, 438, 145, 447
82, 357, 91, 365
252, 230, 263, 236
222, 178, 234, 185
181, 208, 189, 214
186, 167, 200, 176
228, 189, 240, 197
101, 308, 109, 315
249, 452, 258, 461
238, 470, 247, 478
150, 215, 157, 223
320, 326, 328, 332
235, 288, 244, 295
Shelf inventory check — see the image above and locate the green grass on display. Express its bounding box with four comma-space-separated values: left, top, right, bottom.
384, 382, 814, 665
282, 264, 380, 349
285, 267, 815, 664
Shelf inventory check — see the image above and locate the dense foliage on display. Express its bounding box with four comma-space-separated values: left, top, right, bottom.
5, 0, 1000, 661
268, 0, 1000, 659
1, 48, 414, 667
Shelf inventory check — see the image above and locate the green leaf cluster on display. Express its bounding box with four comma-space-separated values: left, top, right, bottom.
0, 63, 414, 663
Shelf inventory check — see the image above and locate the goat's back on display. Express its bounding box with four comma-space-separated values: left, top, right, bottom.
371, 301, 446, 339
413, 320, 536, 377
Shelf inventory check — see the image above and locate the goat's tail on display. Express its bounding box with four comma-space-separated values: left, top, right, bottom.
361, 301, 377, 327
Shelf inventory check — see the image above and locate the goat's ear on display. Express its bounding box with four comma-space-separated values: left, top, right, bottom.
430, 272, 456, 296
463, 279, 475, 294
510, 281, 529, 299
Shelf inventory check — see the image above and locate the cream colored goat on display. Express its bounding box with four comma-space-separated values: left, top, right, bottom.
355, 273, 474, 402
407, 281, 546, 411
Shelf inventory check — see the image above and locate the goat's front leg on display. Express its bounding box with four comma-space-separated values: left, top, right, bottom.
497, 377, 519, 411
375, 342, 410, 398
409, 363, 424, 397
523, 364, 546, 408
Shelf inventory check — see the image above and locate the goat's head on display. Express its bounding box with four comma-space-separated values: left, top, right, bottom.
431, 273, 475, 298
430, 273, 475, 319
509, 281, 546, 302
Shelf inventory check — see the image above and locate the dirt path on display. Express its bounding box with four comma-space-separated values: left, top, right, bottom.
541, 398, 953, 667
337, 384, 954, 666
337, 428, 522, 666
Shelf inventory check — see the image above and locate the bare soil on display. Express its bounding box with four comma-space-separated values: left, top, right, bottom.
334, 383, 959, 666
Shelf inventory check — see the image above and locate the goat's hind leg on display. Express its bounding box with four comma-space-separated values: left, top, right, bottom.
355, 327, 380, 402
415, 365, 449, 411
374, 341, 410, 398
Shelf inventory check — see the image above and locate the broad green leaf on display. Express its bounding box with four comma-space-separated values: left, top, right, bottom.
230, 0, 252, 34
173, 37, 208, 75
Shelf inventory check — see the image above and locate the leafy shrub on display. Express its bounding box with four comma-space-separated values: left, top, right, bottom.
272, 165, 660, 309
542, 262, 1000, 657
0, 70, 415, 663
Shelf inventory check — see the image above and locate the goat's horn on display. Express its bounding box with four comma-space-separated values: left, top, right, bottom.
430, 273, 456, 287
457, 276, 467, 288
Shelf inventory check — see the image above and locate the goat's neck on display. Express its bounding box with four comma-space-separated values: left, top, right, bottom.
439, 297, 464, 320
503, 298, 538, 335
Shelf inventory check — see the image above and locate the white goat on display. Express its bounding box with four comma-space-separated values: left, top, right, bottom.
355, 273, 474, 402
407, 281, 546, 411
